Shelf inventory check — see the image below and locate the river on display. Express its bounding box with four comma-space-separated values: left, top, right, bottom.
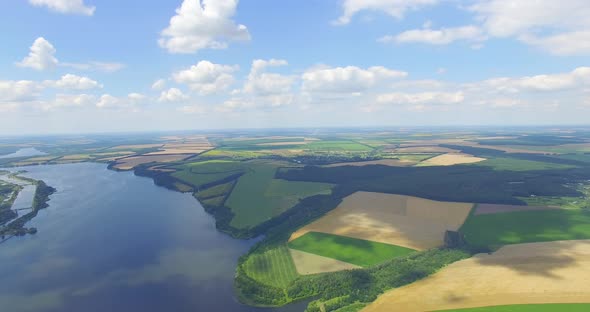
0, 163, 306, 312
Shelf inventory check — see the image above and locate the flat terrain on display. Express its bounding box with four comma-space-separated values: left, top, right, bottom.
363, 240, 590, 312
418, 153, 486, 166
475, 157, 576, 171
461, 209, 590, 248
474, 203, 558, 215
112, 154, 188, 170
324, 159, 416, 167
171, 160, 244, 189
288, 232, 415, 267
288, 249, 360, 275
226, 161, 333, 229
241, 245, 298, 288
438, 303, 590, 312
290, 192, 473, 250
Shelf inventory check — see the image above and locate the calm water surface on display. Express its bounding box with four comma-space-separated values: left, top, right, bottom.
0, 163, 306, 312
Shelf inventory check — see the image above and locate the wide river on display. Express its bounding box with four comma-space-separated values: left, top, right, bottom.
0, 163, 307, 312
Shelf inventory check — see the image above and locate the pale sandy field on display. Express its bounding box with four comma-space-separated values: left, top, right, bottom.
393, 146, 459, 154
144, 143, 213, 155
289, 249, 360, 275
363, 240, 590, 312
418, 153, 486, 166
290, 192, 473, 250
113, 155, 188, 170
59, 154, 93, 160
324, 159, 416, 167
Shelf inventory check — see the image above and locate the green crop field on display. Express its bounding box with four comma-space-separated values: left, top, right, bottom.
461, 209, 590, 249
200, 195, 226, 207
288, 232, 416, 267
474, 157, 576, 171
182, 160, 244, 173
226, 161, 333, 229
438, 303, 590, 312
172, 171, 237, 189
304, 141, 374, 152
197, 181, 234, 199
171, 160, 245, 189
242, 245, 298, 288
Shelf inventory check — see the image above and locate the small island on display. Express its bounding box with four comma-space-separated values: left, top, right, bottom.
0, 172, 56, 238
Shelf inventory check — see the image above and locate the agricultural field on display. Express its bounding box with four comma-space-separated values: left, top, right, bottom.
518, 184, 590, 209
171, 160, 245, 190
290, 192, 473, 250
3, 129, 590, 312
225, 161, 333, 229
241, 245, 298, 288
288, 232, 416, 267
288, 248, 360, 275
474, 157, 577, 171
438, 304, 590, 312
113, 154, 189, 170
304, 141, 374, 152
460, 208, 590, 249
362, 240, 590, 312
417, 153, 486, 166
324, 158, 415, 167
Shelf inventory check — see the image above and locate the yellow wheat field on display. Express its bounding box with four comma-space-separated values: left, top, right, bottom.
289, 192, 473, 250
419, 153, 486, 166
363, 240, 590, 312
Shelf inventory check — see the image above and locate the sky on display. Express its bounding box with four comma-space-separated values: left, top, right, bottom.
1, 0, 590, 135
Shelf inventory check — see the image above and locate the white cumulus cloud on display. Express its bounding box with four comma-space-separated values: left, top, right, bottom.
158, 88, 189, 103
377, 91, 465, 105
335, 0, 439, 25
16, 37, 58, 71
159, 0, 250, 54
381, 25, 484, 45
29, 0, 95, 16
44, 74, 102, 90
469, 0, 590, 55
173, 60, 238, 94
302, 65, 407, 93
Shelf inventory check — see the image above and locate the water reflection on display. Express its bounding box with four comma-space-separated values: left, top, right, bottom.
0, 163, 305, 312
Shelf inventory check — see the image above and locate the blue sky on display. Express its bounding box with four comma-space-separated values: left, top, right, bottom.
1, 0, 590, 135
